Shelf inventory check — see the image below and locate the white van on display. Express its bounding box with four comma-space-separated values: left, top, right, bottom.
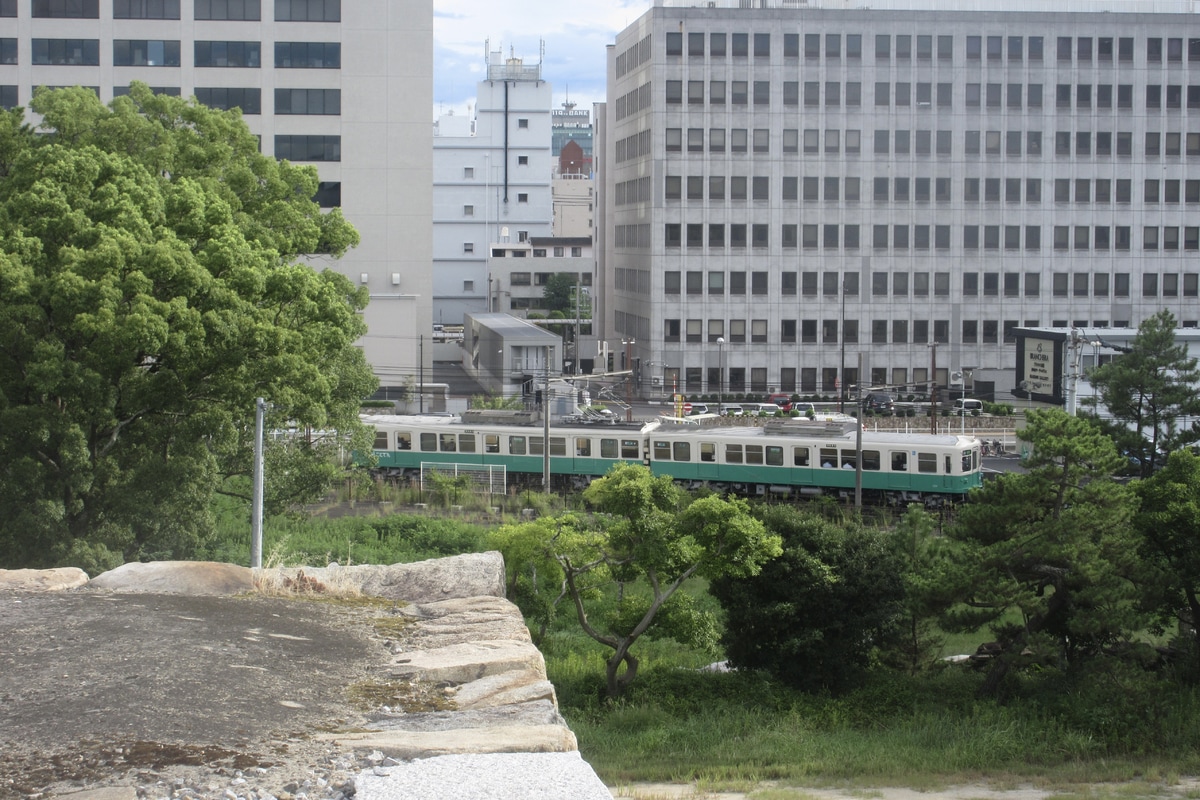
719, 404, 744, 417
687, 403, 710, 416
745, 403, 784, 416
953, 398, 984, 415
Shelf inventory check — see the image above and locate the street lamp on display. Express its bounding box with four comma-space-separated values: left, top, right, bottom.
716, 337, 725, 400
839, 280, 846, 413
622, 338, 635, 422
543, 344, 551, 493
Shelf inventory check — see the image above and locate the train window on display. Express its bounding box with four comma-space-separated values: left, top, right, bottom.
373, 430, 388, 449
673, 442, 691, 461
700, 442, 716, 462
576, 438, 591, 457
820, 447, 838, 467
862, 449, 881, 470
621, 439, 640, 459
840, 450, 856, 469
726, 444, 743, 464
485, 435, 499, 453
397, 432, 411, 450
510, 436, 526, 455
459, 434, 476, 453
745, 445, 764, 465
766, 445, 783, 466
530, 436, 544, 456
420, 433, 437, 451
550, 437, 567, 456
891, 451, 908, 470
654, 441, 672, 460
945, 454, 952, 474
918, 452, 938, 473
793, 446, 810, 466
439, 433, 457, 452
601, 438, 618, 458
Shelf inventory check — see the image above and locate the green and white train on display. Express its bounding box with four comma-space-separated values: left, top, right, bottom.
365, 411, 983, 505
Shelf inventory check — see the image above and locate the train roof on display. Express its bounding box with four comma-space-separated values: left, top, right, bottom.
652, 425, 973, 447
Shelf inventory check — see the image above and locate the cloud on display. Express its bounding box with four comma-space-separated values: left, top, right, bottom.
432, 0, 650, 119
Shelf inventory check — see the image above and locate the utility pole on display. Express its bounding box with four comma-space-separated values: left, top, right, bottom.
543, 344, 551, 493
418, 334, 424, 414
251, 397, 267, 569
854, 352, 863, 511
929, 343, 937, 435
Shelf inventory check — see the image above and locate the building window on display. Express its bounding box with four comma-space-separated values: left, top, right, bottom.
275, 88, 340, 115
111, 39, 181, 66
463, 243, 474, 254
115, 0, 180, 18
33, 0, 98, 16
274, 134, 340, 161
32, 39, 100, 65
312, 181, 340, 208
518, 118, 529, 129
275, 0, 339, 21
275, 41, 340, 68
195, 0, 260, 20
518, 193, 528, 203
194, 87, 261, 114
195, 41, 261, 68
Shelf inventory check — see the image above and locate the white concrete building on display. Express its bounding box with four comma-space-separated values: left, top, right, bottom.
432, 49, 554, 327
604, 0, 1200, 401
0, 0, 432, 395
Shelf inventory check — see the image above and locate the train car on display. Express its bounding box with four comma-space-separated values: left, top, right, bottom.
645, 420, 982, 505
367, 412, 651, 488
364, 414, 982, 504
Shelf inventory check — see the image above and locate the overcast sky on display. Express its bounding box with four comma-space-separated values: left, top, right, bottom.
432, 0, 650, 121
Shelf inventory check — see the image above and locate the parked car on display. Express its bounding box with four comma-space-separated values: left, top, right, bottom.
767, 393, 793, 412
686, 403, 710, 416
952, 398, 984, 415
719, 403, 744, 417
861, 392, 896, 413
744, 403, 784, 416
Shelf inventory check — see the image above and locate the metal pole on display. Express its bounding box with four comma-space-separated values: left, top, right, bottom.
418, 334, 424, 414
251, 397, 265, 569
717, 337, 725, 400
929, 343, 937, 435
543, 344, 551, 493
854, 353, 863, 510
839, 282, 846, 413
624, 338, 634, 422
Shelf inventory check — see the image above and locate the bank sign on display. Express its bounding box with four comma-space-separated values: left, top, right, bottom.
1014, 329, 1065, 404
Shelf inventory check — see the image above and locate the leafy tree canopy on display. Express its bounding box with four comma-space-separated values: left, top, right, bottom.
710, 504, 906, 694
0, 85, 376, 570
531, 464, 782, 698
946, 409, 1147, 696
1133, 449, 1200, 679
1087, 310, 1200, 476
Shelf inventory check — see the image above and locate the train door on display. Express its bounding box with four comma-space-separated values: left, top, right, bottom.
694, 441, 720, 481
790, 445, 814, 488
887, 450, 911, 491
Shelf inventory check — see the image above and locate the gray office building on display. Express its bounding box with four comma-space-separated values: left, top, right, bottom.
602, 0, 1200, 401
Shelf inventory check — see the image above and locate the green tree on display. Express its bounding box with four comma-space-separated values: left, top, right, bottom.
541, 273, 577, 314
553, 464, 781, 698
488, 515, 570, 645
1133, 449, 1200, 679
945, 409, 1147, 697
1087, 310, 1200, 477
886, 505, 960, 675
0, 85, 375, 569
710, 505, 905, 694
